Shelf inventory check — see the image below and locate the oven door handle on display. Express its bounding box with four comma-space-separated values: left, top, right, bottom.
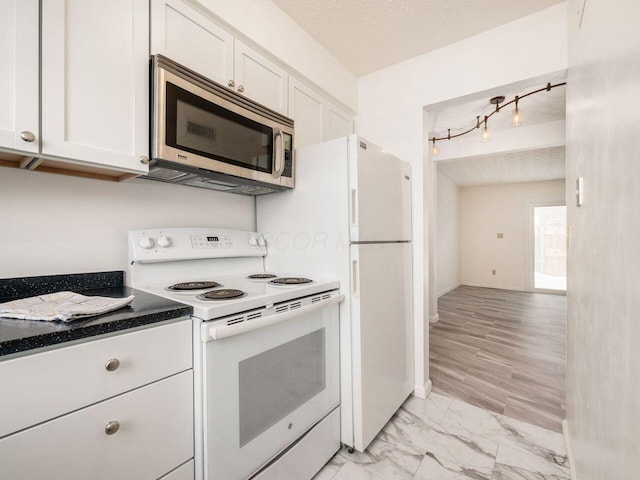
203, 293, 344, 341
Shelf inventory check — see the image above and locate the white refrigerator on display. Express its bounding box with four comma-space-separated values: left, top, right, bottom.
257, 134, 414, 452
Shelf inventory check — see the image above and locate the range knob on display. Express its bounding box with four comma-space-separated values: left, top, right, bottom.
157, 235, 172, 248
248, 236, 258, 247
140, 237, 155, 249
257, 236, 266, 247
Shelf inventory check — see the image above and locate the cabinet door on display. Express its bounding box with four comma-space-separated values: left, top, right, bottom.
41, 0, 149, 173
150, 0, 234, 87
0, 0, 39, 154
234, 40, 288, 115
288, 77, 323, 149
323, 100, 353, 142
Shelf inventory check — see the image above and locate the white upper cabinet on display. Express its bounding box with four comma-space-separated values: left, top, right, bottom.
41, 0, 149, 174
0, 0, 39, 155
150, 0, 234, 86
288, 77, 324, 149
234, 40, 288, 115
324, 100, 354, 142
151, 0, 288, 115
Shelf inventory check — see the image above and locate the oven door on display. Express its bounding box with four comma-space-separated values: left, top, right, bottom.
202, 296, 341, 480
153, 61, 294, 189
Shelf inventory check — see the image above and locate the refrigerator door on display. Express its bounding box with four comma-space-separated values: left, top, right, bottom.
350, 242, 414, 451
348, 136, 412, 242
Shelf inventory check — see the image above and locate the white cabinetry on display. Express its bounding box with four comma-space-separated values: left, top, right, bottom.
288, 77, 324, 149
324, 101, 354, 142
150, 0, 234, 86
41, 0, 149, 173
151, 0, 288, 114
288, 77, 354, 149
0, 0, 39, 156
0, 320, 194, 480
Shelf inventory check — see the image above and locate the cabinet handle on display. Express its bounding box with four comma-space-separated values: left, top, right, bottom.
105, 421, 120, 435
20, 131, 36, 143
105, 358, 120, 372
228, 79, 235, 88
237, 85, 245, 93
138, 155, 149, 165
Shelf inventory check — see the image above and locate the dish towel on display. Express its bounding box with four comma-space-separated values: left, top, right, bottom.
0, 291, 135, 322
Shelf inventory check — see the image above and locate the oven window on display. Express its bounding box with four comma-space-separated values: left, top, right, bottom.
165, 82, 273, 173
238, 329, 326, 447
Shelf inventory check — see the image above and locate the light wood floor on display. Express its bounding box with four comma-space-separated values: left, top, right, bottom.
430, 285, 566, 432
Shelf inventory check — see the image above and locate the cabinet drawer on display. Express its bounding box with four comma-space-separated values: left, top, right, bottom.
159, 460, 194, 480
0, 370, 194, 480
0, 319, 192, 437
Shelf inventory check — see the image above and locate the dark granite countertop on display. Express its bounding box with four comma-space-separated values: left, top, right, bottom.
0, 271, 192, 358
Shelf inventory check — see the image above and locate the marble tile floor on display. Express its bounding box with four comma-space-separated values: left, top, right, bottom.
313, 391, 570, 480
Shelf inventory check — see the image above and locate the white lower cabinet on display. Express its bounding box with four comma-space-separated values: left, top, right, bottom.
0, 371, 193, 480
159, 460, 194, 480
0, 319, 192, 438
0, 319, 194, 480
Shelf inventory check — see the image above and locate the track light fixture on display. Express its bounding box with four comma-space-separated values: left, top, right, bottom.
430, 81, 566, 156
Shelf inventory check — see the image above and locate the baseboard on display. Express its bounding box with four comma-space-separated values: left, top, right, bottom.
461, 282, 524, 292
429, 314, 440, 324
437, 283, 460, 297
413, 379, 432, 399
562, 420, 577, 480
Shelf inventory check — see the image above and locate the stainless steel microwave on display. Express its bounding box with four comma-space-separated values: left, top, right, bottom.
144, 55, 294, 195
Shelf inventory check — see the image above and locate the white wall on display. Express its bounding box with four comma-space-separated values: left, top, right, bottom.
460, 180, 565, 291
436, 172, 459, 296
565, 0, 640, 478
459, 180, 564, 291
357, 3, 568, 390
0, 168, 253, 278
195, 0, 357, 111
433, 119, 566, 161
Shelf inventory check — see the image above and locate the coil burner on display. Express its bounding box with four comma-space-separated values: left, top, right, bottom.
197, 289, 246, 300
248, 273, 277, 280
269, 277, 313, 285
168, 281, 222, 291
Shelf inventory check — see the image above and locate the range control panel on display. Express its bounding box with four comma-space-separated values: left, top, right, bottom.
191, 234, 235, 249
129, 227, 267, 263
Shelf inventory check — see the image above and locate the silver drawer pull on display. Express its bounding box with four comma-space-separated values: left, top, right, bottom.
105, 358, 120, 372
105, 421, 120, 435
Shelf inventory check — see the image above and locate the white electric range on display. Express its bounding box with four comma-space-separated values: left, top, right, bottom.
128, 227, 343, 480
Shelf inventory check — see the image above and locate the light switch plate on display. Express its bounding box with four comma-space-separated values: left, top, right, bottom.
497, 233, 504, 239
576, 177, 584, 206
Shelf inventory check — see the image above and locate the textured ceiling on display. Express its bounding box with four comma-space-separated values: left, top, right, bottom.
437, 146, 566, 187
271, 0, 565, 76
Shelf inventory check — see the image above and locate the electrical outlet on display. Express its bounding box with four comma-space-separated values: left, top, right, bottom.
492, 269, 496, 275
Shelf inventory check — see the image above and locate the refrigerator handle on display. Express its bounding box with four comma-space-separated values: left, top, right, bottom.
352, 259, 360, 298
351, 189, 357, 227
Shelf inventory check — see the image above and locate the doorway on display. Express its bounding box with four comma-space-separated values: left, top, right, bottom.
530, 204, 567, 293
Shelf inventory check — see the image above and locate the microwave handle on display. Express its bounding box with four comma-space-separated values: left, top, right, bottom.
273, 128, 286, 178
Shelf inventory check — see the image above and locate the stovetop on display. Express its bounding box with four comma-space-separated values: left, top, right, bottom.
136, 274, 339, 320
127, 227, 340, 320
